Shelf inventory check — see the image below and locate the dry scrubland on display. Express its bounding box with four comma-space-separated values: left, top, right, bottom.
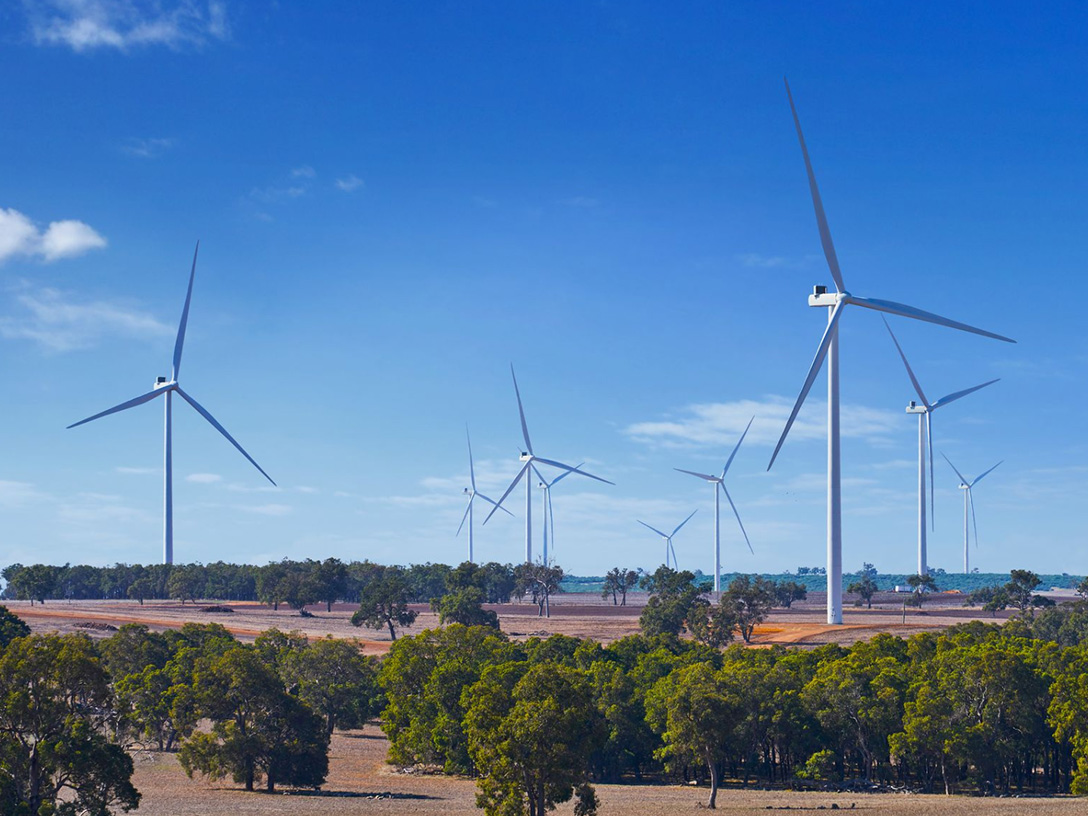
10, 594, 1070, 815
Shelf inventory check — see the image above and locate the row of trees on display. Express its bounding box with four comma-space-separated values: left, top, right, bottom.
0, 559, 520, 610
379, 603, 1088, 811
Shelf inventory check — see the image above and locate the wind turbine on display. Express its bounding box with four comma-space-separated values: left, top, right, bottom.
483, 365, 613, 563
533, 462, 581, 564
457, 426, 512, 563
68, 243, 275, 565
676, 417, 754, 592
767, 80, 1015, 624
637, 509, 698, 569
883, 317, 998, 576
942, 453, 1002, 574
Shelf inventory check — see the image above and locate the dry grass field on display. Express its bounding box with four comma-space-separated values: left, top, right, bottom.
11, 595, 1066, 815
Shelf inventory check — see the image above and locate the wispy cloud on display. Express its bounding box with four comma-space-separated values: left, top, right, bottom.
26, 0, 230, 53
120, 136, 175, 158
291, 165, 316, 179
186, 472, 222, 484
0, 285, 171, 351
0, 480, 49, 509
238, 503, 292, 516
335, 174, 363, 193
737, 253, 812, 270
115, 466, 158, 475
624, 397, 901, 450
0, 208, 107, 265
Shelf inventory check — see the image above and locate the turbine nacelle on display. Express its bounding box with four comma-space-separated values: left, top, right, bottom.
808, 288, 845, 307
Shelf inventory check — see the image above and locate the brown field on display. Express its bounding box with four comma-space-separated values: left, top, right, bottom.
11, 595, 1063, 815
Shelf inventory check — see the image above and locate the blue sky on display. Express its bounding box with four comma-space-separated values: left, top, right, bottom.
1, 1, 1085, 577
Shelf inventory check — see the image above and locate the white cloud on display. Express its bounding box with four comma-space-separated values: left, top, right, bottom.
737, 253, 811, 270
335, 174, 364, 193
0, 286, 170, 351
238, 503, 292, 516
115, 466, 158, 475
0, 208, 107, 265
120, 137, 175, 158
0, 480, 49, 509
624, 396, 901, 450
291, 165, 316, 179
27, 0, 230, 53
186, 472, 222, 484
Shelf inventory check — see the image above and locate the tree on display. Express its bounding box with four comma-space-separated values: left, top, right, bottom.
687, 600, 737, 648
284, 637, 380, 737
1076, 576, 1088, 600
1005, 569, 1053, 615
180, 645, 328, 792
0, 605, 30, 648
515, 562, 564, 618
465, 662, 605, 816
638, 567, 710, 638
8, 564, 58, 605
601, 568, 639, 606
721, 575, 776, 644
351, 566, 417, 640
907, 573, 938, 608
848, 569, 879, 609
0, 634, 140, 814
167, 564, 205, 604
645, 661, 740, 808
431, 586, 500, 628
310, 557, 348, 612
774, 579, 808, 609
964, 585, 1009, 617
127, 575, 155, 605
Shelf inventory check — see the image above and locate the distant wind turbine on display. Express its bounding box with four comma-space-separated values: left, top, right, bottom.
883, 317, 998, 576
533, 462, 581, 564
68, 243, 275, 565
457, 426, 511, 563
767, 80, 1015, 624
637, 509, 698, 569
483, 365, 613, 563
942, 453, 1002, 574
676, 416, 754, 592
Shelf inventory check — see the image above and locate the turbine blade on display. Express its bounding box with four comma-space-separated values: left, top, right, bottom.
174, 386, 276, 486
767, 299, 845, 470
172, 242, 200, 381
669, 539, 678, 569
882, 316, 930, 407
671, 508, 698, 537
67, 387, 165, 429
466, 425, 477, 491
637, 519, 669, 539
532, 456, 614, 485
722, 416, 754, 477
784, 78, 845, 293
549, 463, 584, 487
970, 461, 1003, 487
846, 296, 1015, 343
474, 492, 515, 517
456, 496, 473, 537
510, 364, 533, 455
531, 462, 547, 486
674, 467, 719, 482
930, 379, 999, 410
721, 483, 754, 554
548, 489, 555, 554
482, 463, 529, 525
940, 451, 969, 486
969, 489, 980, 550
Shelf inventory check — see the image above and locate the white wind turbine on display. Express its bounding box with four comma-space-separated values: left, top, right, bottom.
883, 317, 998, 576
767, 80, 1015, 624
637, 509, 698, 570
533, 462, 581, 564
942, 453, 1002, 574
68, 243, 275, 565
457, 426, 512, 563
483, 365, 613, 563
676, 417, 754, 592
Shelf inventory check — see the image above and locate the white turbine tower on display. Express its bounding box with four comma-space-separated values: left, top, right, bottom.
637, 509, 698, 569
767, 80, 1015, 624
68, 243, 275, 565
676, 417, 754, 592
883, 317, 998, 576
483, 365, 613, 563
942, 453, 1002, 574
533, 462, 581, 564
457, 426, 511, 563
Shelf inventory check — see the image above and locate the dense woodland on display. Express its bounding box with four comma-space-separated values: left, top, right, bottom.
2, 566, 1088, 814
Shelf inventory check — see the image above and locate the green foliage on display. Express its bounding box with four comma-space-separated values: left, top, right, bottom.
794, 748, 838, 781
721, 575, 776, 644
514, 562, 565, 617
465, 662, 605, 816
847, 574, 879, 608
1005, 569, 1053, 615
0, 634, 140, 815
432, 586, 499, 628
0, 605, 30, 648
638, 567, 709, 638
601, 567, 639, 606
7, 564, 59, 605
773, 579, 808, 609
351, 565, 418, 640
285, 637, 380, 736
